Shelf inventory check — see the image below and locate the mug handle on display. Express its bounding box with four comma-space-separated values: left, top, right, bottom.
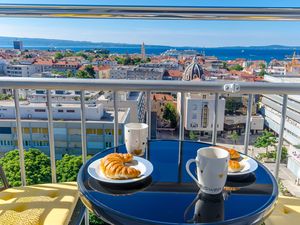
186, 159, 200, 185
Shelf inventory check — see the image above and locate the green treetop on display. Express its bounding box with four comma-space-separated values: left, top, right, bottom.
254, 130, 277, 153
163, 102, 178, 128
0, 149, 51, 187
229, 64, 243, 71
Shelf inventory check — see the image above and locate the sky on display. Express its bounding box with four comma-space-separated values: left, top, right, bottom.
0, 0, 300, 47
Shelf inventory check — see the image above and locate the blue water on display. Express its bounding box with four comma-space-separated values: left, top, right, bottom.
1, 45, 296, 62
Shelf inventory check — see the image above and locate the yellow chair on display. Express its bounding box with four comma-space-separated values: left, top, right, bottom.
265, 195, 300, 225
0, 167, 85, 225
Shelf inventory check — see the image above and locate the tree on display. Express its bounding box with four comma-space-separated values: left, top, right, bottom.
221, 62, 229, 70
225, 97, 243, 114
57, 154, 86, 182
76, 70, 92, 79
229, 131, 239, 144
258, 69, 266, 77
259, 63, 266, 70
54, 52, 64, 60
163, 102, 178, 128
0, 94, 12, 100
254, 130, 277, 153
189, 131, 198, 141
229, 64, 243, 71
0, 149, 51, 187
76, 52, 88, 60
84, 65, 96, 78
66, 69, 74, 78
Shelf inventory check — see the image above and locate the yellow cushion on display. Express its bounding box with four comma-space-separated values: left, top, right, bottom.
0, 182, 78, 225
265, 196, 300, 225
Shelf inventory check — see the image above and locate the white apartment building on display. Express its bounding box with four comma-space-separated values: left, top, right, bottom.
110, 66, 165, 80
28, 90, 99, 104
224, 115, 264, 133
0, 100, 130, 158
179, 93, 225, 133
4, 64, 38, 77
97, 91, 146, 123
0, 101, 104, 121
262, 75, 300, 178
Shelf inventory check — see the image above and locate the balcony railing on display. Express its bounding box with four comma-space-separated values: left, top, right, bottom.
1, 77, 300, 187
1, 4, 300, 21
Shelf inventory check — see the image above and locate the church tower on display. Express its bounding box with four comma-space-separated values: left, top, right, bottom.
141, 42, 146, 60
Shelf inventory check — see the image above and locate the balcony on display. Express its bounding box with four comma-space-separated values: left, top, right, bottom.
1, 3, 300, 225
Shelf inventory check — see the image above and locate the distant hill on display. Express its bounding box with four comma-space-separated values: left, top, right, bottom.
0, 36, 300, 50
0, 36, 171, 49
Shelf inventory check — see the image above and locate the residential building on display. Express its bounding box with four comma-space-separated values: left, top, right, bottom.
13, 40, 23, 51
261, 75, 300, 179
96, 91, 146, 123
4, 63, 38, 77
0, 100, 129, 157
110, 66, 165, 80
285, 52, 300, 75
267, 59, 285, 75
181, 92, 225, 134
151, 93, 176, 127
27, 90, 100, 104
224, 114, 264, 134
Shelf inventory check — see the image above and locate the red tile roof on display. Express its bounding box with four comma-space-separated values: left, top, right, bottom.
152, 94, 175, 101
167, 70, 182, 78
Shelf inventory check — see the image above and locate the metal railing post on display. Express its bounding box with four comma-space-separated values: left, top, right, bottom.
178, 91, 185, 182
13, 89, 26, 186
46, 90, 56, 183
244, 94, 253, 155
212, 93, 219, 145
80, 90, 89, 225
146, 91, 151, 160
80, 91, 87, 165
113, 91, 119, 149
274, 94, 288, 180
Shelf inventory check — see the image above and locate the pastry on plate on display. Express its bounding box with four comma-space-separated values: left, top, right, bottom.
215, 146, 240, 160
228, 160, 244, 173
227, 148, 240, 160
100, 153, 141, 179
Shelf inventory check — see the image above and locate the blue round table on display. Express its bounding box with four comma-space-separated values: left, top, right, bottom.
77, 140, 278, 225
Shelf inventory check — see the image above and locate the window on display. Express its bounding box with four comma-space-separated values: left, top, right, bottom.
42, 128, 48, 134
35, 109, 46, 112
202, 105, 209, 128
203, 95, 206, 99
32, 128, 39, 133
23, 127, 30, 134
58, 109, 64, 113
192, 113, 197, 120
105, 129, 112, 135
66, 109, 75, 113
87, 129, 97, 135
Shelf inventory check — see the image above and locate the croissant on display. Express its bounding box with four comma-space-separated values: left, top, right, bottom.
100, 153, 141, 179
227, 148, 240, 160
215, 146, 240, 159
228, 160, 244, 172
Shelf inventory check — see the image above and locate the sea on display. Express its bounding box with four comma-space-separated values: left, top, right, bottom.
0, 45, 297, 62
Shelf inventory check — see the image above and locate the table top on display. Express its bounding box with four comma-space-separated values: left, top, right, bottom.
77, 140, 278, 225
